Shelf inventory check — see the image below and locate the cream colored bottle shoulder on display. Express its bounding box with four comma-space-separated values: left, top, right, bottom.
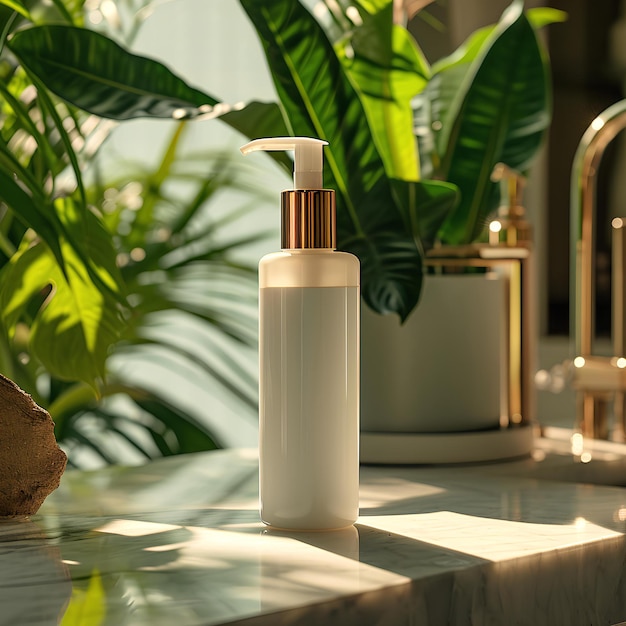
259, 249, 360, 288
259, 249, 360, 530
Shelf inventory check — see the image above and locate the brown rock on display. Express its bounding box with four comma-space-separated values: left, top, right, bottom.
0, 374, 67, 517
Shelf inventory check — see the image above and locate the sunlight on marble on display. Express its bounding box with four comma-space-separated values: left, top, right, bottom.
361, 511, 622, 561
359, 476, 445, 508
97, 519, 182, 537
146, 542, 189, 553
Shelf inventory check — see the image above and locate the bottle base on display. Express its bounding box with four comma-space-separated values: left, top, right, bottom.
260, 515, 357, 532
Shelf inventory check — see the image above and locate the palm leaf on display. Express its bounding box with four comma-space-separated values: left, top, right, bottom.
0, 201, 125, 386
0, 168, 66, 269
132, 313, 258, 409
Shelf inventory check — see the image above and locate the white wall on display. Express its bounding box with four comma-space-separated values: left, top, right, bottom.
97, 0, 287, 260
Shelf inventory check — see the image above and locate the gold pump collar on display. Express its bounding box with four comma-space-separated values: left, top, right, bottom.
281, 189, 336, 249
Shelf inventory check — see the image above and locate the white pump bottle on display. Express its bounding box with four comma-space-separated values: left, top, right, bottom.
241, 137, 360, 530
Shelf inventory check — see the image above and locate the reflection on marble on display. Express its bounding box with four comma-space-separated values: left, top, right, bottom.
0, 519, 71, 626
0, 445, 625, 625
48, 519, 407, 626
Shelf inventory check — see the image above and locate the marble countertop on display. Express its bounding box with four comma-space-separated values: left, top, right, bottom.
2, 434, 626, 626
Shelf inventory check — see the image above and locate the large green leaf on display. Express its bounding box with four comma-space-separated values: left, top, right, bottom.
0, 0, 29, 19
428, 5, 563, 156
430, 7, 566, 77
430, 0, 551, 244
239, 0, 424, 320
0, 168, 66, 268
390, 178, 459, 250
8, 25, 219, 119
0, 200, 125, 386
335, 1, 429, 180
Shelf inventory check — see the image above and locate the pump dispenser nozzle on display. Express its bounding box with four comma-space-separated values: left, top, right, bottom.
240, 137, 328, 189
240, 137, 335, 249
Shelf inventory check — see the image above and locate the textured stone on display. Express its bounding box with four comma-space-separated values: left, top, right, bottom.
0, 374, 67, 517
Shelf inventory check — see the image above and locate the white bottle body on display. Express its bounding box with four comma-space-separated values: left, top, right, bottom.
259, 249, 360, 530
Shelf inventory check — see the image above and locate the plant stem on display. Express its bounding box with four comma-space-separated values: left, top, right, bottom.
0, 12, 18, 54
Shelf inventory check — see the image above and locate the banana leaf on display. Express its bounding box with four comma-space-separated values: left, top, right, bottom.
334, 1, 430, 180
390, 178, 459, 251
239, 0, 457, 320
428, 0, 552, 244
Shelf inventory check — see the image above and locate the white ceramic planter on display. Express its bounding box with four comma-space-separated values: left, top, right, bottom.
361, 273, 507, 434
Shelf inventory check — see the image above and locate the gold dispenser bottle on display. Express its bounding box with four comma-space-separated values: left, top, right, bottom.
426, 162, 536, 431
489, 163, 536, 428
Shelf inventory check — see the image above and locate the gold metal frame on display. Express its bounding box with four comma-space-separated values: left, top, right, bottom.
425, 244, 533, 428
570, 100, 626, 440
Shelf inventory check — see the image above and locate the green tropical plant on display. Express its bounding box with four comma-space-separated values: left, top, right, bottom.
237, 0, 459, 320
0, 0, 266, 465
241, 0, 564, 249
415, 2, 564, 245
1, 0, 461, 323
0, 0, 564, 463
48, 127, 266, 466
0, 0, 564, 320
